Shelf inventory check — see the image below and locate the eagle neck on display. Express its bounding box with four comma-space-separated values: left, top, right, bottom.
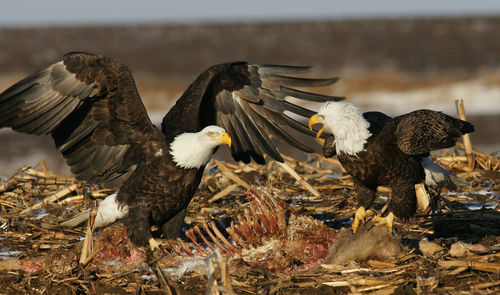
169, 131, 215, 169
322, 112, 371, 157
319, 102, 372, 156
334, 119, 371, 156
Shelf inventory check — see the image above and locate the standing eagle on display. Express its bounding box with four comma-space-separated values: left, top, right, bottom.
0, 52, 340, 249
309, 101, 474, 233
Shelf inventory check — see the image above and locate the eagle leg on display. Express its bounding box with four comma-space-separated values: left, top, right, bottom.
352, 206, 375, 234
371, 212, 395, 233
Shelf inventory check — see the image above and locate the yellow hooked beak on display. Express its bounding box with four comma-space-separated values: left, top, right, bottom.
219, 131, 232, 148
308, 114, 325, 138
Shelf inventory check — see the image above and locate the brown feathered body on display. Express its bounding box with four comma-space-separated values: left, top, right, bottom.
117, 152, 205, 244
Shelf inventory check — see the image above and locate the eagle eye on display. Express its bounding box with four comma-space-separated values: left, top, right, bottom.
207, 131, 215, 137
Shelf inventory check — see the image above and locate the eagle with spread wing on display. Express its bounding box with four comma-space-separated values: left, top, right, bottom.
0, 52, 341, 248
309, 101, 473, 233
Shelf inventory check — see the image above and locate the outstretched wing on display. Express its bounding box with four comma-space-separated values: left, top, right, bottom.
218, 64, 344, 163
163, 62, 343, 164
395, 110, 474, 155
0, 52, 163, 188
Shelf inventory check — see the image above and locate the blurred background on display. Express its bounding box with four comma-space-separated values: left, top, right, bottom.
1, 0, 499, 177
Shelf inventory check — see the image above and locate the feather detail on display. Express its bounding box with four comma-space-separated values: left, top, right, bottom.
60, 192, 128, 229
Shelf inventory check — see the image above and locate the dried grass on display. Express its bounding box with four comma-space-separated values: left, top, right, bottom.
0, 145, 499, 294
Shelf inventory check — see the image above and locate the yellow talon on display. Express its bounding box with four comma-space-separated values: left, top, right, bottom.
371, 212, 394, 233
352, 207, 375, 234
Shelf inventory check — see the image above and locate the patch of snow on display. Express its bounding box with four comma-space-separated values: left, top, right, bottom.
377, 195, 389, 201
163, 257, 207, 277
327, 172, 343, 179
348, 78, 500, 116
0, 247, 23, 260
466, 203, 483, 210
35, 209, 49, 220
475, 189, 494, 196
483, 203, 498, 209
140, 274, 156, 280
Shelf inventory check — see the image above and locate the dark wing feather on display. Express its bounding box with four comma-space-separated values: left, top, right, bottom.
161, 62, 343, 164
227, 65, 343, 163
223, 64, 344, 164
0, 52, 162, 188
395, 110, 474, 155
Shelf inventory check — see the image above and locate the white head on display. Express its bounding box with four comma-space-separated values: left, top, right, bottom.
170, 126, 231, 169
309, 101, 371, 155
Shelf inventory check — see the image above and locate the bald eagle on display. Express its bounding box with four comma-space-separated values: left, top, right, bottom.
309, 101, 474, 233
0, 52, 340, 248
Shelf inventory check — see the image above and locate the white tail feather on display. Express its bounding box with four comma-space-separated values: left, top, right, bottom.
60, 192, 128, 229
422, 158, 469, 190
60, 208, 91, 227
